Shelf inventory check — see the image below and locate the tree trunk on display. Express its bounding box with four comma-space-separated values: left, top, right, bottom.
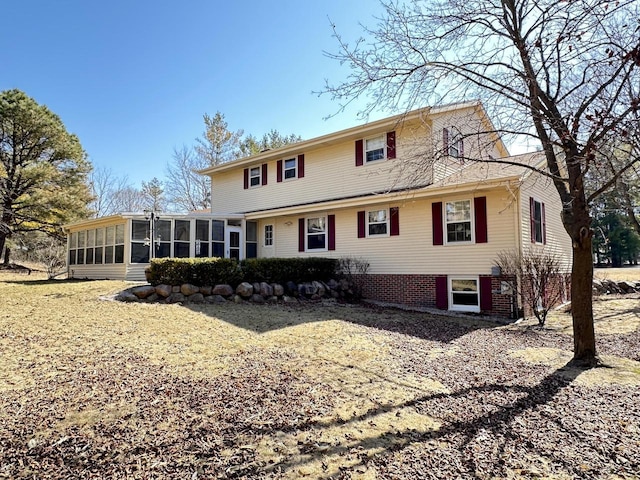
3, 246, 10, 265
570, 225, 598, 366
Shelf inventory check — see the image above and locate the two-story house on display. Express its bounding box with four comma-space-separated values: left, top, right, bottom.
64, 101, 571, 316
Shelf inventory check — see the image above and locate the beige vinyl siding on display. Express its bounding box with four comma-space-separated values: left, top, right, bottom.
256, 188, 518, 275
519, 173, 573, 271
211, 121, 433, 214
68, 264, 127, 280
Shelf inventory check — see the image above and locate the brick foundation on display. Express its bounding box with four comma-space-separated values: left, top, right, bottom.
360, 273, 517, 318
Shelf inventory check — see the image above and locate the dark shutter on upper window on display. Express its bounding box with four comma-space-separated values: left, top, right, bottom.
243, 168, 249, 190
541, 202, 547, 244
277, 160, 283, 183
529, 197, 535, 243
386, 131, 396, 159
298, 154, 305, 178
390, 207, 400, 236
261, 163, 268, 186
357, 211, 366, 238
435, 276, 448, 309
328, 214, 336, 251
298, 218, 305, 252
480, 277, 493, 311
432, 202, 443, 245
474, 196, 488, 243
355, 139, 364, 166
459, 138, 464, 158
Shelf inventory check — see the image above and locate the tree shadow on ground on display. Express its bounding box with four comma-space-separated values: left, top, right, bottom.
255, 361, 589, 478
183, 301, 496, 344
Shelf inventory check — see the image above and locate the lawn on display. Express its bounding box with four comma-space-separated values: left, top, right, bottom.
0, 272, 639, 479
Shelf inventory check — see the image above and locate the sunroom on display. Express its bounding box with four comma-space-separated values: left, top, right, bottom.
63, 212, 255, 281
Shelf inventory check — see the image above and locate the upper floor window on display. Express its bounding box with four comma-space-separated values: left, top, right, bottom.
530, 198, 546, 244
443, 127, 464, 159
284, 158, 297, 179
365, 135, 386, 162
446, 200, 472, 243
249, 166, 261, 187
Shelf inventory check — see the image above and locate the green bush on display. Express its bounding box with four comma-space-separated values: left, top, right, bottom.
146, 257, 340, 287
147, 258, 243, 286
240, 257, 339, 284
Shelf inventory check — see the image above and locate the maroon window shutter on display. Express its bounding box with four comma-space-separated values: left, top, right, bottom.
387, 131, 396, 159
390, 207, 400, 236
298, 154, 305, 178
529, 197, 535, 243
261, 163, 268, 186
328, 214, 336, 250
355, 139, 364, 166
474, 196, 487, 243
298, 218, 305, 252
432, 202, 443, 245
357, 211, 366, 238
435, 276, 448, 309
443, 128, 449, 154
277, 160, 283, 182
542, 202, 547, 244
480, 277, 493, 311
243, 168, 249, 189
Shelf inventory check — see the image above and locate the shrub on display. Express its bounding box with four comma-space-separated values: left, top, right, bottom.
337, 256, 370, 299
240, 257, 339, 284
147, 258, 243, 286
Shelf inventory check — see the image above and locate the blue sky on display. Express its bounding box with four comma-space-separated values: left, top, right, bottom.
2, 0, 386, 186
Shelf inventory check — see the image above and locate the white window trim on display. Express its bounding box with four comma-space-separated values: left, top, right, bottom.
445, 127, 464, 159
366, 207, 390, 238
249, 166, 261, 188
531, 198, 544, 244
449, 276, 480, 313
264, 224, 274, 247
283, 158, 297, 181
444, 199, 475, 245
305, 215, 328, 252
364, 134, 386, 163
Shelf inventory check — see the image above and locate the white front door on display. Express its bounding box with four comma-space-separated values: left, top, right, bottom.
225, 226, 243, 260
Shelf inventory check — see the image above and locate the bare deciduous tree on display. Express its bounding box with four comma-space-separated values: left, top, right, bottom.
495, 249, 566, 327
324, 0, 640, 366
165, 145, 211, 212
88, 166, 132, 217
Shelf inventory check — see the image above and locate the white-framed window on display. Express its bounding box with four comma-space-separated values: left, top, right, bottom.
264, 224, 274, 246
365, 135, 385, 163
306, 216, 327, 251
449, 277, 480, 312
249, 166, 261, 187
284, 158, 297, 180
445, 199, 473, 243
444, 127, 464, 159
531, 199, 544, 244
367, 209, 388, 236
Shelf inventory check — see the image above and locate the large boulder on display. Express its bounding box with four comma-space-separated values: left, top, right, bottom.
298, 282, 317, 296
312, 281, 326, 297
285, 281, 298, 295
181, 283, 200, 296
132, 285, 156, 299
116, 291, 139, 302
167, 293, 186, 304
212, 284, 234, 296
271, 283, 284, 296
199, 285, 213, 296
155, 284, 172, 298
205, 294, 227, 304
236, 282, 254, 298
250, 294, 266, 304
259, 282, 273, 297
188, 293, 205, 303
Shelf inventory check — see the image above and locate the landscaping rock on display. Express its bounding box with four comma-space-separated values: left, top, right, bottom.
132, 285, 156, 299
259, 282, 273, 297
116, 291, 138, 302
298, 282, 317, 296
236, 282, 253, 298
188, 293, 205, 303
181, 283, 199, 296
232, 294, 244, 304
312, 280, 326, 297
206, 294, 227, 304
146, 293, 159, 303
167, 293, 185, 304
252, 282, 261, 294
617, 281, 635, 293
326, 278, 339, 290
285, 281, 297, 294
266, 296, 279, 304
282, 295, 298, 304
212, 284, 233, 296
172, 285, 181, 293
272, 283, 284, 296
250, 294, 265, 304
199, 285, 213, 296
155, 284, 172, 298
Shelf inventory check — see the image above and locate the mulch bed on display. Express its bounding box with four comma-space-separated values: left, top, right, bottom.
1, 303, 638, 479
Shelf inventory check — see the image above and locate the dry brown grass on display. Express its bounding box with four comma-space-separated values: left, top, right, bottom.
594, 266, 640, 282
1, 272, 639, 479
